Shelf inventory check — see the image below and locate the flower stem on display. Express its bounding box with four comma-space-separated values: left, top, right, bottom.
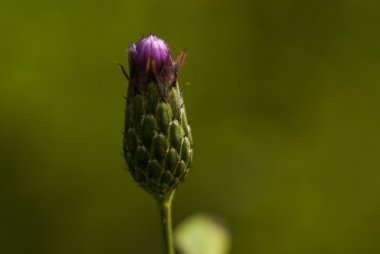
158, 191, 175, 254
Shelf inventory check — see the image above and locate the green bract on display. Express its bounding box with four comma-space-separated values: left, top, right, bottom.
124, 83, 193, 198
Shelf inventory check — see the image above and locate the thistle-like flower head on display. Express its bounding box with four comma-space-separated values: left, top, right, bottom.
122, 35, 192, 199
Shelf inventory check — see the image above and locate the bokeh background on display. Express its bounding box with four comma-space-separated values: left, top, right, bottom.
1, 0, 379, 253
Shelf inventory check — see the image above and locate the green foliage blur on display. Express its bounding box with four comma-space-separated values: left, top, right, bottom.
1, 0, 379, 253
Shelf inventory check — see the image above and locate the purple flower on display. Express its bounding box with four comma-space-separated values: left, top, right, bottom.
128, 35, 172, 81
137, 35, 171, 73
125, 34, 186, 90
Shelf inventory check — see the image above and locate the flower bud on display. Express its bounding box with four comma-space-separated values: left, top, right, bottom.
127, 35, 177, 89
122, 35, 193, 199
136, 35, 171, 73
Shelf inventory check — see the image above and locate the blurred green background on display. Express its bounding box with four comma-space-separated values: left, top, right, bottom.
1, 0, 379, 253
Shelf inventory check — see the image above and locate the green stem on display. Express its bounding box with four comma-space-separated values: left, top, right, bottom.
158, 191, 175, 254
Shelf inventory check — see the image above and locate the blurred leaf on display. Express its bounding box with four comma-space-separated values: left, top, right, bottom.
175, 213, 231, 254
